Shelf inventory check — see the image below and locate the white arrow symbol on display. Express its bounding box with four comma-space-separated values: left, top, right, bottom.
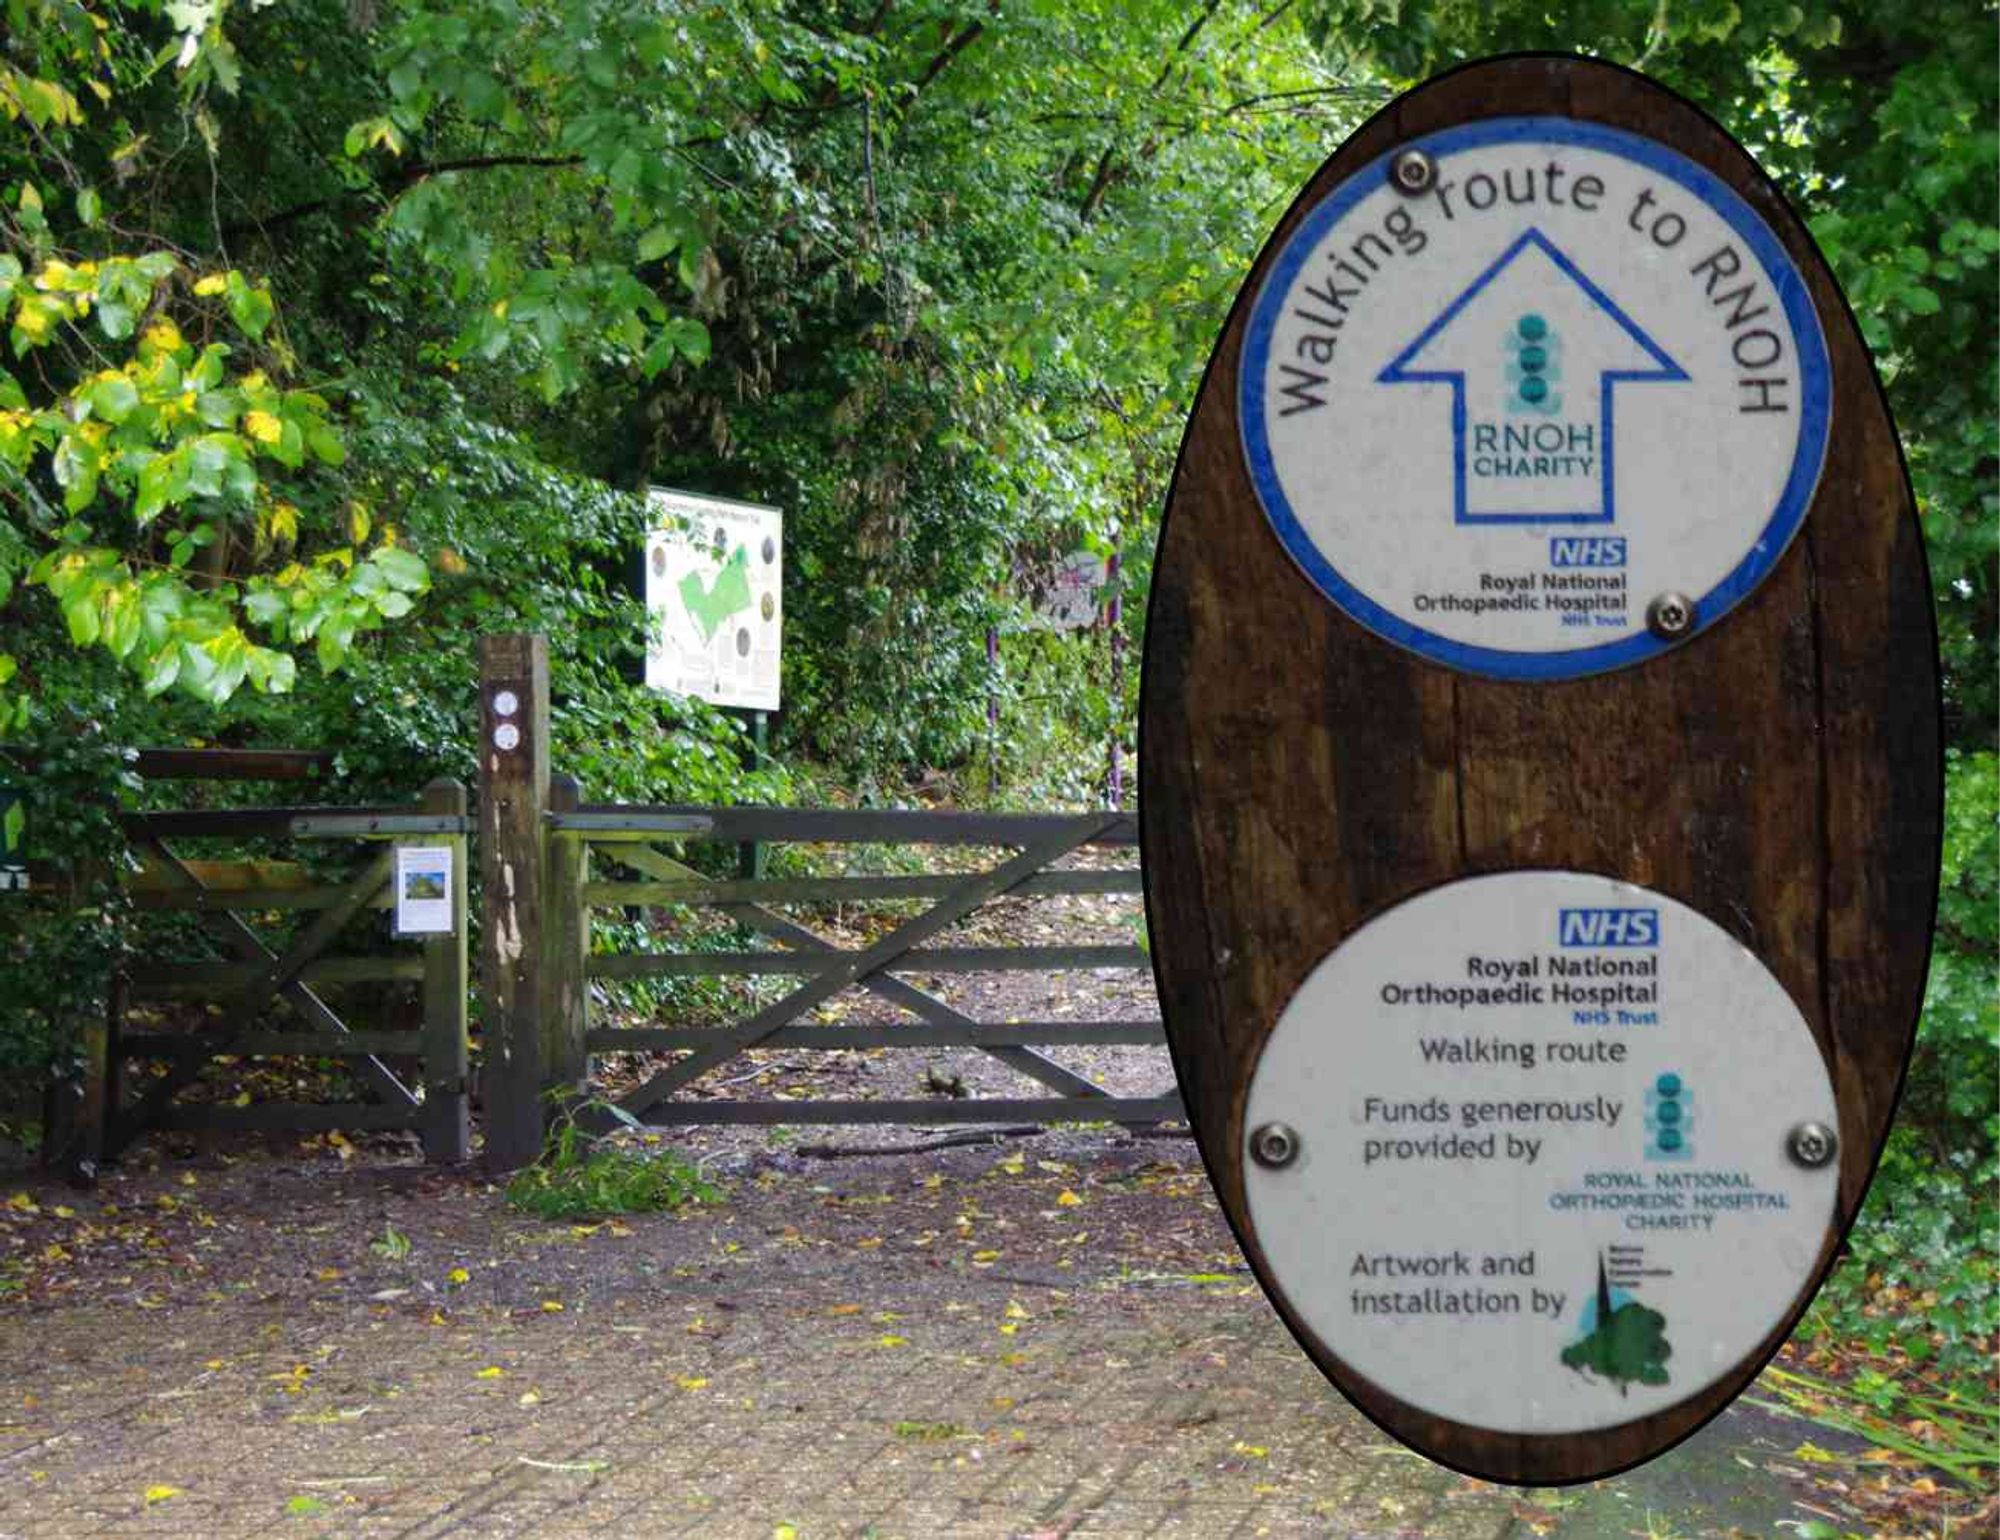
1378, 228, 1687, 525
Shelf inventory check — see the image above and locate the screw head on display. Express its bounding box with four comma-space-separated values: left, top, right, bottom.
1646, 591, 1696, 639
1787, 1121, 1838, 1169
1249, 1122, 1300, 1170
1389, 149, 1436, 196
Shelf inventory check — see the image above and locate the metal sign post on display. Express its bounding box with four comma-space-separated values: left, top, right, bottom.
1141, 56, 1939, 1484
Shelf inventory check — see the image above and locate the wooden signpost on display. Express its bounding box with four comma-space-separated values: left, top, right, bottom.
1140, 56, 1939, 1484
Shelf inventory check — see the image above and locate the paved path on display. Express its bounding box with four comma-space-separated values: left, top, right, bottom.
0, 1142, 1855, 1538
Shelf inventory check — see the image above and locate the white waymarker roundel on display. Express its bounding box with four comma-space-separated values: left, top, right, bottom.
1242, 871, 1838, 1436
1240, 118, 1829, 679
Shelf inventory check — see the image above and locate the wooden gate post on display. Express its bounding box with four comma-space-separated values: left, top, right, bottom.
420, 777, 471, 1164
477, 634, 550, 1171
543, 772, 589, 1095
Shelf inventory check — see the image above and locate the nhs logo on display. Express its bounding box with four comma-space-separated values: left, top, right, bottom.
1549, 536, 1627, 567
1558, 908, 1659, 947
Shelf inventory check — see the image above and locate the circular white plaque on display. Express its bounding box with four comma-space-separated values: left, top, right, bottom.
492, 689, 520, 718
1243, 871, 1837, 1435
1240, 118, 1829, 679
493, 722, 521, 752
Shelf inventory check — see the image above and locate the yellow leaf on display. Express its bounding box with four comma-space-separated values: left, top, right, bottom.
348, 503, 371, 543
875, 1335, 908, 1348
540, 1300, 563, 1313
242, 409, 282, 445
772, 1526, 797, 1540
315, 1267, 341, 1282
676, 1376, 708, 1391
192, 273, 227, 296
139, 318, 183, 357
1231, 1441, 1269, 1459
1056, 1190, 1083, 1207
518, 1390, 540, 1407
971, 1250, 1000, 1264
51, 1206, 74, 1220
1004, 1300, 1029, 1320
447, 1268, 470, 1285
998, 1322, 1019, 1337
6, 1192, 39, 1214
475, 1366, 505, 1379
143, 1484, 181, 1505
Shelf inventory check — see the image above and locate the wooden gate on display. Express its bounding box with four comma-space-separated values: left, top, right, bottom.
64, 777, 472, 1173
474, 633, 1177, 1166
542, 798, 1177, 1134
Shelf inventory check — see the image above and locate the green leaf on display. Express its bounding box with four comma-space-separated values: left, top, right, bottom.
86, 375, 140, 423
141, 645, 182, 696
371, 546, 430, 593
224, 272, 275, 338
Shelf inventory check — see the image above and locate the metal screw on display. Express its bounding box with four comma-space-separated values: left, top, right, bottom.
1249, 1122, 1300, 1170
1787, 1122, 1838, 1169
1646, 591, 1696, 639
1389, 148, 1436, 196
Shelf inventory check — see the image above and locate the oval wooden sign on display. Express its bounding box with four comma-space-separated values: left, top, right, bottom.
1140, 55, 1939, 1485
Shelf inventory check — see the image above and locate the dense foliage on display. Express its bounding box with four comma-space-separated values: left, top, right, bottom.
1, 0, 1993, 1426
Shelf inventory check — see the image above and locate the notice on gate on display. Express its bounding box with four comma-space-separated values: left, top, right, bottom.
1239, 118, 1830, 679
394, 844, 455, 936
1241, 872, 1838, 1436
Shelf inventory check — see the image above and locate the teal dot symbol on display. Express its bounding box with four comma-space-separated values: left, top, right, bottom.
1658, 1128, 1684, 1152
1656, 1073, 1682, 1097
1518, 375, 1549, 405
1517, 313, 1548, 342
1519, 344, 1548, 373
1657, 1100, 1682, 1126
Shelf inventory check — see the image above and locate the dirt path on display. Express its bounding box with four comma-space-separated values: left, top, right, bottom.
0, 1134, 1902, 1540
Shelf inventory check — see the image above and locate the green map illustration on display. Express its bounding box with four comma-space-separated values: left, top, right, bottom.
1560, 1254, 1671, 1394
679, 544, 753, 642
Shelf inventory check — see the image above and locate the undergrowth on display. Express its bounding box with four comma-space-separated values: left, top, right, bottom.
505, 1104, 718, 1220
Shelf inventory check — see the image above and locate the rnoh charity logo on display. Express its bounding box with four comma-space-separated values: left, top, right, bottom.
1505, 313, 1561, 415
1645, 1071, 1694, 1160
1560, 1252, 1671, 1393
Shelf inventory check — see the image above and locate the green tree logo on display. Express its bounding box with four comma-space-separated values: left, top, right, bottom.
1560, 1254, 1672, 1392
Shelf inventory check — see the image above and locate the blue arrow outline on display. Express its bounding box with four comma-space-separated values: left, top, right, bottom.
1377, 228, 1689, 525
1238, 116, 1833, 682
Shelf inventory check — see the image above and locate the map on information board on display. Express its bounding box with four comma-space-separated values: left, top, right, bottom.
644, 488, 782, 711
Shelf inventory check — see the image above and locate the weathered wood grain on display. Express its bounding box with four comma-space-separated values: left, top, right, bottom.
1140, 55, 1938, 1484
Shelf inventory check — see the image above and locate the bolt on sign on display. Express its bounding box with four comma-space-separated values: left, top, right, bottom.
1141, 57, 1940, 1484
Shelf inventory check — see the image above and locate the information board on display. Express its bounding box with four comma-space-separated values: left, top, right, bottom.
644, 488, 782, 711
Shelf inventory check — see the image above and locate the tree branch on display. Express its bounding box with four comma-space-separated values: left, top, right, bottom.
918, 19, 988, 88
224, 153, 585, 238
